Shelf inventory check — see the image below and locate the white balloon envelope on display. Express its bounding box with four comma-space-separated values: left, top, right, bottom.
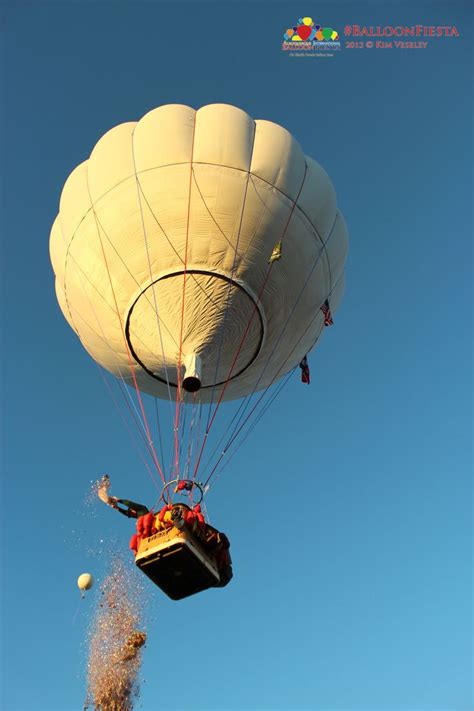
50, 103, 348, 403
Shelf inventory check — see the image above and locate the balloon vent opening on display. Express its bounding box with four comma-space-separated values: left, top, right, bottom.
125, 272, 265, 401
183, 376, 201, 393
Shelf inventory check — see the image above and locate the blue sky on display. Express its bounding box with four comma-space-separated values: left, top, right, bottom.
1, 2, 472, 710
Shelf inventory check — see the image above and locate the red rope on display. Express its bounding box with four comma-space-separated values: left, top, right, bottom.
204, 367, 295, 490
212, 270, 270, 423
191, 266, 272, 478
203, 314, 324, 487
97, 366, 161, 491
193, 171, 307, 479
173, 115, 197, 476
93, 212, 166, 483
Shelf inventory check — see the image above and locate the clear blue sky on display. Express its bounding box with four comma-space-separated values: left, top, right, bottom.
1, 2, 472, 710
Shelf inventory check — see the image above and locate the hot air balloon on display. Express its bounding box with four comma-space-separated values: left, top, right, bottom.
77, 573, 94, 597
50, 103, 348, 599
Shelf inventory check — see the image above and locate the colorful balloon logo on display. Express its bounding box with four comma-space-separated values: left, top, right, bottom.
283, 18, 338, 43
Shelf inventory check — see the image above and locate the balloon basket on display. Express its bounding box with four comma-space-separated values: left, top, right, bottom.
135, 525, 231, 600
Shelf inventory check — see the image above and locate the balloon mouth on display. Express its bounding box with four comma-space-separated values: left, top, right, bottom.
183, 376, 201, 393
125, 269, 266, 399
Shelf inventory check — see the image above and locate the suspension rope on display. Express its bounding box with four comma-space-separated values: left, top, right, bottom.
184, 395, 198, 479
85, 211, 179, 350
192, 265, 273, 479
153, 397, 165, 478
204, 123, 257, 433
177, 392, 189, 477
204, 266, 344, 490
59, 215, 162, 488
116, 377, 156, 454
192, 164, 308, 479
201, 218, 340, 489
206, 166, 308, 426
191, 169, 247, 260
98, 366, 161, 491
87, 186, 166, 483
62, 252, 168, 365
132, 127, 175, 431
195, 173, 277, 445
136, 177, 222, 311
173, 116, 197, 475
203, 319, 323, 487
200, 399, 244, 477
190, 401, 204, 482
205, 216, 338, 478
205, 367, 296, 491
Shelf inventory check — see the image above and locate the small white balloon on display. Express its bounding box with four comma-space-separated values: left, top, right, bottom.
77, 573, 94, 592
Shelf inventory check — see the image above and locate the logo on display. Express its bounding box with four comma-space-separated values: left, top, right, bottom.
282, 16, 340, 53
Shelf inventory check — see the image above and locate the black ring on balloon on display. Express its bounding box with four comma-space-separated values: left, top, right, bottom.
125, 269, 265, 390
